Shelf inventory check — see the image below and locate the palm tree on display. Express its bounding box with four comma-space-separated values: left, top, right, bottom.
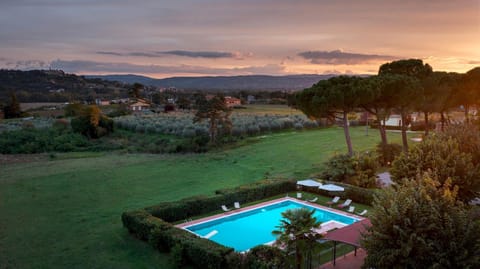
272, 208, 322, 269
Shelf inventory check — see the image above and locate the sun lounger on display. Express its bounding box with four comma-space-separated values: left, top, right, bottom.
348, 206, 355, 213
234, 202, 241, 209
308, 197, 318, 202
297, 193, 302, 199
358, 209, 368, 216
221, 205, 230, 212
337, 199, 352, 208
203, 230, 218, 239
326, 196, 340, 206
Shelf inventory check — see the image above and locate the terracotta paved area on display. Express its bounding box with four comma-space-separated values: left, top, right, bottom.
318, 248, 366, 269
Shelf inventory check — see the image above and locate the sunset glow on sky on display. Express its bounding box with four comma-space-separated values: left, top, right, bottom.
0, 0, 479, 78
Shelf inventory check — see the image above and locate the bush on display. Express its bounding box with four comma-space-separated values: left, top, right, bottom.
321, 152, 378, 188
376, 143, 402, 166
244, 245, 288, 269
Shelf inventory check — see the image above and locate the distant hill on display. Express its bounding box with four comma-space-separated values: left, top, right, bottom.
87, 74, 341, 91
0, 69, 129, 102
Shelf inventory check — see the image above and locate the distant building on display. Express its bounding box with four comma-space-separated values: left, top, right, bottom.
95, 99, 111, 106
129, 99, 151, 112
247, 95, 256, 104
224, 96, 242, 107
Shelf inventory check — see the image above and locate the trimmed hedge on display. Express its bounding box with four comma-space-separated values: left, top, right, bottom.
301, 181, 379, 205
146, 179, 296, 222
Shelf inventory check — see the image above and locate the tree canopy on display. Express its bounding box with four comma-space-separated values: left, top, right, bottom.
362, 176, 480, 268
296, 75, 365, 156
272, 208, 321, 269
193, 95, 232, 144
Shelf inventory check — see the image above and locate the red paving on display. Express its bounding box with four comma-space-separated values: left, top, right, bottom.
318, 248, 366, 269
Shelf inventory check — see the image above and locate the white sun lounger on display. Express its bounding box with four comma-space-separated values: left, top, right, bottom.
348, 206, 355, 213
338, 199, 352, 208
203, 230, 218, 239
221, 205, 230, 212
297, 193, 302, 199
234, 202, 241, 209
358, 209, 368, 216
309, 197, 318, 203
326, 196, 340, 206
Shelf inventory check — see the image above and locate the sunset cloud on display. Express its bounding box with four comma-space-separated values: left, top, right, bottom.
49, 59, 285, 76
298, 50, 398, 65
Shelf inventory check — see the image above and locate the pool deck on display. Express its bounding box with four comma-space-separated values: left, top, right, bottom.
176, 196, 365, 229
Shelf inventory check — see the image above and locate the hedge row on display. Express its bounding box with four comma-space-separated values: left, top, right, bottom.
145, 179, 297, 222
300, 181, 379, 205
121, 209, 234, 268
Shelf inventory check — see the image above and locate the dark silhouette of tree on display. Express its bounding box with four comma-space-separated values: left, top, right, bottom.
3, 92, 22, 119
296, 76, 365, 156
378, 59, 431, 153
129, 83, 143, 99
272, 208, 322, 269
458, 67, 480, 123
193, 95, 232, 144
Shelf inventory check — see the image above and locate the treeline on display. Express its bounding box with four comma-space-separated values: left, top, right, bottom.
0, 69, 129, 102
296, 59, 480, 155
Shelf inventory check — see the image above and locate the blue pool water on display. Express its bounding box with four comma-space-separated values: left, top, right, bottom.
185, 199, 358, 251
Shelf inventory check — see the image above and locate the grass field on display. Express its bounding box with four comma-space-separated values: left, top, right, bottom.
0, 127, 410, 268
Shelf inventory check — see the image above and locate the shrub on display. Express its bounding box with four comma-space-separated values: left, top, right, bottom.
376, 143, 402, 166
321, 152, 379, 188
244, 245, 288, 269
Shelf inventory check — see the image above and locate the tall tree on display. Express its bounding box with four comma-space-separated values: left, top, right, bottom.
3, 91, 22, 119
272, 208, 321, 269
458, 67, 480, 123
378, 59, 431, 152
362, 176, 480, 268
359, 75, 395, 146
193, 95, 232, 144
129, 82, 143, 99
296, 76, 365, 156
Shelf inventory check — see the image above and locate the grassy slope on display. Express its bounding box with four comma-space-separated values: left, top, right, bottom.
0, 127, 409, 268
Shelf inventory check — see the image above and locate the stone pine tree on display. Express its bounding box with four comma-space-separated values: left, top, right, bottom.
362, 176, 480, 269
296, 76, 365, 156
458, 67, 480, 123
272, 208, 321, 269
193, 95, 232, 144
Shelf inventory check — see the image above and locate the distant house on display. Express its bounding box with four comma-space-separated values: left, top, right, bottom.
129, 99, 151, 112
247, 95, 256, 104
385, 115, 402, 127
205, 95, 242, 107
95, 99, 111, 106
224, 96, 241, 107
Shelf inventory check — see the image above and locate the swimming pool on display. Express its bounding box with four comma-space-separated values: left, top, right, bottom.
183, 198, 359, 251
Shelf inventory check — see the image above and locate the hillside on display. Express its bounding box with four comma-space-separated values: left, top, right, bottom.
87, 74, 339, 91
0, 69, 128, 102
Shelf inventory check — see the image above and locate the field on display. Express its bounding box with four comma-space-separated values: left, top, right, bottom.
0, 126, 411, 268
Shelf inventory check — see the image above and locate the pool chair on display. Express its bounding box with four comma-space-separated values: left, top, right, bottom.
308, 197, 318, 203
221, 205, 231, 212
337, 199, 352, 209
326, 196, 340, 206
358, 209, 368, 216
348, 206, 355, 213
297, 193, 302, 199
234, 202, 241, 209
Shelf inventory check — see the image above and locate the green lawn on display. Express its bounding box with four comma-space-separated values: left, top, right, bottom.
0, 127, 408, 268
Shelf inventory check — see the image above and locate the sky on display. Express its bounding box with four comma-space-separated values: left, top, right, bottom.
0, 0, 479, 78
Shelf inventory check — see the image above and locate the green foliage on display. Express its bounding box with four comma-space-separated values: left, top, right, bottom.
64, 103, 85, 117
71, 105, 113, 139
362, 176, 480, 269
375, 142, 402, 166
0, 127, 90, 154
296, 76, 366, 156
194, 94, 232, 144
321, 152, 378, 188
391, 135, 480, 202
272, 208, 322, 269
243, 245, 288, 269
